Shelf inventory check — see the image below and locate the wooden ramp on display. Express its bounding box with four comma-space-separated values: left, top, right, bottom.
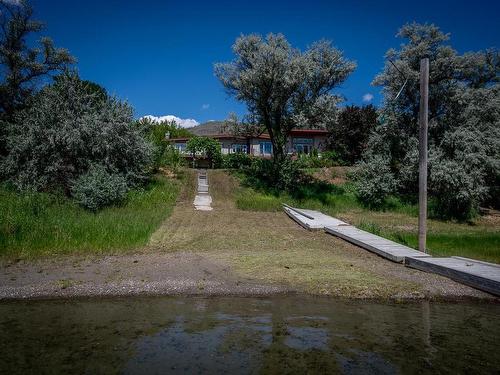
405, 256, 500, 296
324, 225, 430, 263
282, 205, 500, 296
283, 204, 346, 230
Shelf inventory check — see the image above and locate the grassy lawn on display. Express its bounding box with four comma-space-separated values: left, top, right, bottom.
0, 174, 181, 258
150, 170, 468, 298
234, 168, 500, 264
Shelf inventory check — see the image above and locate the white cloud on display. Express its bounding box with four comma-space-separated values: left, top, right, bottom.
141, 115, 199, 128
201, 104, 210, 110
362, 93, 374, 103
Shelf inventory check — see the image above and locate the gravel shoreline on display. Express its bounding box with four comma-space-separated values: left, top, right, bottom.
0, 252, 292, 301
1, 252, 496, 302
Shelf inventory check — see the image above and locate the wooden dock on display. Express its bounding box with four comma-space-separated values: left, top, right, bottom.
283, 205, 500, 296
406, 256, 500, 296
283, 204, 346, 230
324, 225, 430, 263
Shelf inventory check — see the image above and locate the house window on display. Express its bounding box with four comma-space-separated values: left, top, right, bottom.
259, 141, 273, 155
174, 143, 187, 153
231, 144, 247, 154
293, 138, 313, 154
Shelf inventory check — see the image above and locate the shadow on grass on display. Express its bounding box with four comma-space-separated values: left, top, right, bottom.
233, 170, 361, 214
234, 169, 416, 217
239, 171, 343, 199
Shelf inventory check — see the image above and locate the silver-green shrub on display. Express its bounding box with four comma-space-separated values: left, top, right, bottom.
1, 72, 152, 203
71, 164, 128, 211
215, 33, 355, 166
357, 23, 500, 219
353, 156, 397, 208
429, 150, 487, 220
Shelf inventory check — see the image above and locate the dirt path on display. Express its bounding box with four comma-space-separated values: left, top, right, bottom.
0, 170, 496, 301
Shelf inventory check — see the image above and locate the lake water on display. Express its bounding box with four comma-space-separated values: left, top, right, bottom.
0, 296, 499, 374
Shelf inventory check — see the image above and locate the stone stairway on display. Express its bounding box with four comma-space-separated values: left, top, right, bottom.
194, 170, 212, 211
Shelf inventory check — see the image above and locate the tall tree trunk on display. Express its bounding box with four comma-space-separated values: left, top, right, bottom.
272, 143, 285, 165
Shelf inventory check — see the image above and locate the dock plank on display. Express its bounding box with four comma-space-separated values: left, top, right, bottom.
283, 204, 500, 295
283, 207, 324, 231
405, 257, 500, 296
283, 205, 346, 230
324, 225, 430, 263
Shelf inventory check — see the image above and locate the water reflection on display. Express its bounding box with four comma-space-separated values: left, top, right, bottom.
0, 297, 499, 374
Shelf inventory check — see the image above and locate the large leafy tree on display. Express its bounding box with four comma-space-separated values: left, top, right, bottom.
357, 23, 500, 219
215, 33, 355, 165
328, 104, 377, 164
1, 72, 152, 193
0, 0, 74, 116
136, 117, 193, 170
186, 136, 222, 169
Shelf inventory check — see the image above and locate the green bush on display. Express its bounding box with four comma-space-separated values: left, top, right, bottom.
353, 156, 397, 208
136, 118, 192, 170
222, 152, 252, 169
429, 156, 487, 221
295, 153, 322, 168
162, 145, 185, 171
246, 157, 302, 192
2, 72, 152, 193
71, 165, 128, 211
297, 151, 343, 168
186, 136, 222, 168
276, 158, 302, 191
321, 150, 343, 165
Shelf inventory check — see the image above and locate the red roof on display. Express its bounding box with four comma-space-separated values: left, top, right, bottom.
169, 134, 248, 142
168, 128, 329, 142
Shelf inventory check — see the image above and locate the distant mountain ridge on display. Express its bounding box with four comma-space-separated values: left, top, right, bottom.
190, 120, 232, 136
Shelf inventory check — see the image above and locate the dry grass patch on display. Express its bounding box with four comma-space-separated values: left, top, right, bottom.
150, 170, 443, 298
214, 248, 416, 298
310, 166, 355, 185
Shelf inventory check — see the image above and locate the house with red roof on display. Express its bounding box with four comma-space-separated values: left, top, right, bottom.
169, 121, 330, 157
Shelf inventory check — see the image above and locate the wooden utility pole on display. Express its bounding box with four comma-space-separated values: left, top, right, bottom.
418, 58, 429, 253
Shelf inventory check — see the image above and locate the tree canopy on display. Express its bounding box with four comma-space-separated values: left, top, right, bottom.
215, 33, 355, 164
1, 72, 152, 195
356, 22, 500, 219
0, 0, 74, 116
328, 105, 377, 164
186, 136, 222, 168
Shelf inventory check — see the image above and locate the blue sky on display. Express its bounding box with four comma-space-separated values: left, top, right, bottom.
32, 0, 499, 125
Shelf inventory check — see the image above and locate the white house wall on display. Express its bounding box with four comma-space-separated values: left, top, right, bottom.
173, 135, 329, 157
219, 140, 231, 155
